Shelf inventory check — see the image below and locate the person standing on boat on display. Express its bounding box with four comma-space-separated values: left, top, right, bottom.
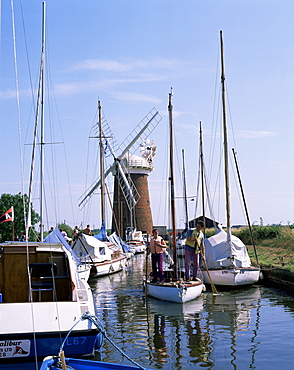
150, 229, 167, 283
19, 231, 25, 241
185, 221, 205, 281
83, 224, 92, 235
73, 226, 80, 239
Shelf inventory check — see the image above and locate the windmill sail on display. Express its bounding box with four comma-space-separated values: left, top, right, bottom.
78, 108, 162, 209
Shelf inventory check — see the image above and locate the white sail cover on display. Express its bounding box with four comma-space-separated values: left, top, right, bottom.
73, 234, 113, 262
204, 226, 251, 268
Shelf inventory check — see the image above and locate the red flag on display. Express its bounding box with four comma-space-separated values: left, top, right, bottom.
0, 207, 14, 224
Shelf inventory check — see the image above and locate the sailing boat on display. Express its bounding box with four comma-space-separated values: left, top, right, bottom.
143, 90, 205, 303
0, 2, 102, 365
200, 31, 260, 287
72, 101, 128, 278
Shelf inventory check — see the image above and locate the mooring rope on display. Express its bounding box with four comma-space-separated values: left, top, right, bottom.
59, 311, 147, 370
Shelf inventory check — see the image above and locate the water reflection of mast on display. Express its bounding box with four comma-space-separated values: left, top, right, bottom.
248, 294, 261, 368
153, 315, 168, 364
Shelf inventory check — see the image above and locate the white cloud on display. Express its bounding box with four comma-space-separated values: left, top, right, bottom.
238, 130, 277, 139
0, 88, 31, 99
71, 58, 184, 73
109, 91, 161, 104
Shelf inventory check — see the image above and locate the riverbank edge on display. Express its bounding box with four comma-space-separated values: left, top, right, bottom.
261, 266, 294, 293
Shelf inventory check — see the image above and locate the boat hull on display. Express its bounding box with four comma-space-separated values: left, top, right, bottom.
143, 279, 204, 303
127, 242, 146, 254
0, 330, 100, 364
89, 256, 127, 278
201, 267, 260, 286
0, 301, 102, 363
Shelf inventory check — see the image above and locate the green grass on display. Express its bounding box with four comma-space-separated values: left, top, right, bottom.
231, 226, 294, 273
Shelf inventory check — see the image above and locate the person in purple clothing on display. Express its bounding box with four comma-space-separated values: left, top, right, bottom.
149, 229, 167, 283
185, 221, 205, 281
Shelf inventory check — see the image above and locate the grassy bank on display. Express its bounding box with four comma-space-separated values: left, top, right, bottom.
224, 225, 294, 273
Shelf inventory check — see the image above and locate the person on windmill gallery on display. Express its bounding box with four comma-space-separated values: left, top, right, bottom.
185, 221, 205, 281
149, 228, 167, 283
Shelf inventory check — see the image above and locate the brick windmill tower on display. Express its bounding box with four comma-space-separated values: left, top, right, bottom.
113, 139, 156, 239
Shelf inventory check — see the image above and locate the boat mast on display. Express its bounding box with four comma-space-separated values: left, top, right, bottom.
98, 100, 105, 224
220, 30, 231, 230
39, 1, 46, 241
25, 1, 46, 241
168, 89, 177, 275
199, 122, 206, 230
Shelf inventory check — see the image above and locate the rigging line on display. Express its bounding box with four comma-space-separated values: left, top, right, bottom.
225, 84, 238, 151
10, 0, 26, 222
193, 151, 201, 220
229, 151, 249, 225
46, 67, 78, 226
82, 108, 100, 225
211, 86, 222, 183
45, 63, 59, 225
204, 167, 217, 227
11, 2, 38, 369
156, 117, 169, 226
19, 0, 36, 107
43, 14, 66, 226
208, 60, 222, 183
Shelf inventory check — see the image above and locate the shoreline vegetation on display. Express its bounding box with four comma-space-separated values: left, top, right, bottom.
162, 224, 294, 292
208, 225, 294, 292
227, 225, 294, 274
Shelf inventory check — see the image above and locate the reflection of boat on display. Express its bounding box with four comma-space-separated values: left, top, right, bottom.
144, 90, 205, 303
205, 286, 261, 331
201, 31, 260, 287
147, 296, 204, 319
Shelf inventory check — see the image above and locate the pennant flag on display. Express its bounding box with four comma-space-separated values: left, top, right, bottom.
0, 206, 14, 224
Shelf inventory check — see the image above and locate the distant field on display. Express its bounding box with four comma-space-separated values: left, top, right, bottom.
227, 225, 294, 273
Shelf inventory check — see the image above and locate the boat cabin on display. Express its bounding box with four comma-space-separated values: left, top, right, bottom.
0, 242, 73, 304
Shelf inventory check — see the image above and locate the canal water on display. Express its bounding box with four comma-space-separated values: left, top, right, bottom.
90, 253, 294, 370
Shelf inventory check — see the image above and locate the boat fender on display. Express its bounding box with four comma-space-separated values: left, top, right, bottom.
95, 332, 104, 350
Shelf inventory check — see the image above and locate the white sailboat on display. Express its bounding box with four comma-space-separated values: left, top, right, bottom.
125, 227, 147, 254
72, 231, 128, 278
143, 90, 205, 303
201, 31, 260, 287
0, 2, 102, 365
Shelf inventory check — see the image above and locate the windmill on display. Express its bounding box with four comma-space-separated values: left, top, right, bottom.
78, 107, 162, 238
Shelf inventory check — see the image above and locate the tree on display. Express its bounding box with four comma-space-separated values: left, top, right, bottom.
0, 193, 39, 242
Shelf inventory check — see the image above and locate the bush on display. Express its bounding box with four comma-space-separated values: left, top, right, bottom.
230, 225, 283, 244
252, 225, 282, 240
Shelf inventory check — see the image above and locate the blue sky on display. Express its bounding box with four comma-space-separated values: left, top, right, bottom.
1, 0, 294, 231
